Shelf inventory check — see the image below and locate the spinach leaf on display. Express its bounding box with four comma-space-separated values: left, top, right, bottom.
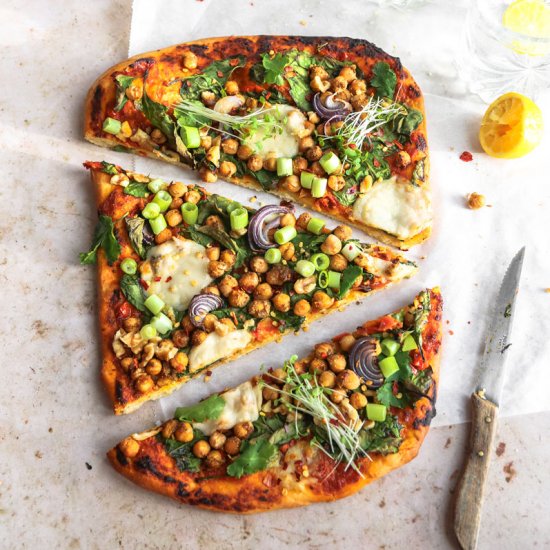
100, 161, 118, 175
269, 418, 310, 445
196, 225, 251, 268
370, 62, 397, 99
79, 215, 121, 265
359, 415, 403, 455
229, 155, 278, 191
139, 90, 176, 146
125, 216, 150, 259
226, 438, 278, 478
407, 367, 433, 395
162, 436, 202, 473
114, 75, 135, 112
261, 52, 289, 85
211, 307, 253, 329
174, 394, 226, 423
337, 265, 363, 299
182, 226, 214, 247
197, 194, 244, 225
120, 274, 147, 312
124, 181, 150, 198
291, 231, 326, 251
332, 181, 358, 207
251, 414, 285, 438
271, 310, 305, 333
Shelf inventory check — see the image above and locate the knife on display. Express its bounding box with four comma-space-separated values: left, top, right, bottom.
454, 247, 526, 550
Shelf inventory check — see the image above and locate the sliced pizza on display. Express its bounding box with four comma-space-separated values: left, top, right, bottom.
84, 35, 431, 250
81, 161, 417, 414
108, 288, 442, 512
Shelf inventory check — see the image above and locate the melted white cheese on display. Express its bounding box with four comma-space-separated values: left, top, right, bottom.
244, 105, 306, 159
188, 329, 252, 373
140, 237, 213, 311
357, 253, 416, 281
352, 176, 432, 240
193, 380, 262, 436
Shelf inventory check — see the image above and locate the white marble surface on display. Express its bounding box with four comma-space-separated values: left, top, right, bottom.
1, 1, 550, 548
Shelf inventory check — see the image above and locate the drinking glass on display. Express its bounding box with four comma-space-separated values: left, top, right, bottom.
457, 0, 550, 102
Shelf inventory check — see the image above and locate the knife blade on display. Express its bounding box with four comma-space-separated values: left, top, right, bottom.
454, 247, 525, 550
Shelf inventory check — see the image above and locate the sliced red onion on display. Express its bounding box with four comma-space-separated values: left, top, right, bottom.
312, 93, 352, 121
348, 337, 383, 388
247, 205, 291, 252
188, 293, 224, 328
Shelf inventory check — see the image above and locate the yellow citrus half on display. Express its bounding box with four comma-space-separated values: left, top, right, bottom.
503, 0, 550, 54
479, 92, 544, 158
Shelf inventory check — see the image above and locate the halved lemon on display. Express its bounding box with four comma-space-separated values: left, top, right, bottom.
479, 92, 544, 158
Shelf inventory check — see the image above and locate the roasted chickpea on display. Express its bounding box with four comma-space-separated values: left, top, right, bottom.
234, 421, 254, 439
119, 437, 140, 458
168, 181, 187, 198
125, 78, 143, 101
338, 334, 356, 352
262, 386, 279, 401
247, 155, 263, 172
293, 299, 311, 317
239, 272, 260, 293
305, 145, 323, 162
467, 192, 486, 210
237, 144, 253, 160
170, 197, 183, 210
249, 256, 269, 274
349, 79, 367, 96
170, 351, 189, 373
248, 299, 271, 319
216, 318, 236, 336
329, 253, 348, 272
202, 314, 216, 332
331, 76, 348, 91
299, 136, 315, 152
296, 212, 312, 230
310, 75, 330, 93
229, 288, 250, 308
165, 208, 183, 227
327, 175, 346, 192
321, 234, 342, 256
319, 370, 336, 388
310, 65, 329, 80
199, 167, 218, 183
203, 285, 221, 297
339, 65, 357, 83
208, 260, 228, 278
224, 436, 241, 456
182, 51, 198, 69
145, 358, 162, 376
280, 213, 296, 227
254, 282, 273, 300
220, 249, 236, 268
312, 290, 334, 311
191, 330, 208, 347
279, 242, 295, 261
123, 317, 141, 332
180, 316, 195, 334
333, 225, 353, 242
309, 357, 327, 373
205, 450, 225, 468
225, 80, 239, 95
222, 138, 239, 155
217, 275, 237, 298
155, 228, 173, 244
200, 135, 212, 150
135, 374, 154, 393
281, 175, 301, 193
309, 161, 326, 177
272, 293, 291, 312
162, 419, 178, 439
219, 161, 237, 178
172, 330, 190, 348
184, 189, 201, 204
330, 387, 346, 404
266, 265, 292, 286
201, 90, 217, 107
328, 353, 347, 373
264, 153, 278, 172
335, 89, 352, 102
192, 439, 211, 458
120, 357, 134, 371
337, 369, 360, 390
315, 341, 335, 359
205, 246, 221, 261
351, 94, 370, 111
350, 392, 368, 409
293, 156, 308, 174
209, 431, 227, 450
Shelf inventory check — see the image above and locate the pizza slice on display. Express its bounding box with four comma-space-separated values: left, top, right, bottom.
81, 161, 417, 414
84, 35, 431, 250
108, 288, 442, 512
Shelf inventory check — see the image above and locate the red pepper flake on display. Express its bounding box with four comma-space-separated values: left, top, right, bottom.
460, 151, 473, 162
392, 380, 399, 394
205, 370, 212, 376
217, 70, 224, 78
154, 276, 161, 282
348, 143, 357, 149
373, 159, 380, 167
448, 329, 454, 335
393, 140, 404, 150
229, 58, 239, 67
280, 444, 290, 454
265, 91, 271, 100
165, 276, 172, 282
140, 279, 149, 290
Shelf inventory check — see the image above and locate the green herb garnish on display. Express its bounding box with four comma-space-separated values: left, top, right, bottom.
120, 273, 147, 312
174, 395, 226, 423
226, 438, 278, 478
370, 62, 397, 99
79, 215, 121, 265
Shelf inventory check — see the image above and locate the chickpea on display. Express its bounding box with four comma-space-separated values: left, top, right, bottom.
248, 299, 271, 319
180, 316, 195, 334
293, 299, 311, 316
184, 189, 201, 204
123, 316, 141, 332
247, 155, 263, 172
222, 138, 239, 155
335, 89, 352, 102
155, 228, 173, 244
203, 285, 221, 297
254, 282, 273, 300
331, 76, 348, 91
350, 392, 368, 409
208, 260, 228, 278
299, 136, 315, 152
146, 358, 162, 376
309, 161, 326, 177
467, 192, 486, 210
216, 318, 236, 336
170, 197, 183, 210
309, 358, 327, 373
168, 181, 187, 198
239, 272, 259, 293
305, 146, 323, 162
321, 234, 342, 256
339, 65, 357, 83
328, 175, 346, 192
205, 246, 221, 261
296, 212, 312, 230
162, 419, 178, 439
170, 351, 189, 372
119, 437, 140, 458
338, 334, 356, 353
328, 353, 347, 373
237, 144, 253, 160
120, 357, 134, 371
310, 75, 330, 93
333, 225, 353, 242
193, 439, 211, 458
293, 276, 316, 295
272, 293, 291, 312
200, 135, 212, 150
229, 288, 250, 308
280, 213, 296, 227
219, 161, 237, 178
135, 374, 154, 393
312, 290, 334, 311
234, 421, 254, 439
330, 387, 346, 404
281, 175, 300, 193
205, 449, 225, 468
209, 431, 227, 450
310, 65, 329, 80
337, 369, 360, 390
315, 342, 335, 359
165, 208, 183, 227
125, 78, 143, 101
225, 80, 239, 95
150, 128, 167, 145
266, 265, 292, 286
182, 51, 198, 69
329, 253, 348, 272
319, 370, 336, 388
172, 330, 190, 348
201, 90, 217, 107
191, 330, 208, 347
279, 242, 295, 261
293, 156, 308, 174
224, 436, 241, 456
199, 167, 218, 183
249, 256, 269, 274
263, 386, 279, 401
351, 94, 370, 111
264, 153, 277, 172
349, 79, 367, 96
220, 249, 236, 268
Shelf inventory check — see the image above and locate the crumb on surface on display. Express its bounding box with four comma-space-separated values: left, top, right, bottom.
460, 151, 473, 162
467, 192, 486, 210
496, 441, 506, 457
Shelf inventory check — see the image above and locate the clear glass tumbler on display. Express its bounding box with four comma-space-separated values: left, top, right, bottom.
458, 0, 550, 102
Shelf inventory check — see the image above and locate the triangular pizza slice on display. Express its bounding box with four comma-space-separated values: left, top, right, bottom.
108, 288, 442, 512
81, 161, 417, 414
84, 35, 431, 250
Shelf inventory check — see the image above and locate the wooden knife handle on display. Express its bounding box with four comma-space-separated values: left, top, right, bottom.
454, 392, 499, 550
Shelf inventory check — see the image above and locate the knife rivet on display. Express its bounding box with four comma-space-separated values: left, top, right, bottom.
485, 417, 492, 423
478, 451, 485, 457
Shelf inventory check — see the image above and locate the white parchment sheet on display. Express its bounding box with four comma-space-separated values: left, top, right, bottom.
127, 0, 550, 427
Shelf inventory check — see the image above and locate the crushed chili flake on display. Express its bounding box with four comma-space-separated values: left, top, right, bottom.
154, 276, 161, 282
373, 159, 380, 167
460, 151, 473, 162
217, 70, 224, 78
165, 276, 172, 282
229, 58, 240, 66
140, 279, 149, 290
265, 91, 271, 100
205, 370, 212, 377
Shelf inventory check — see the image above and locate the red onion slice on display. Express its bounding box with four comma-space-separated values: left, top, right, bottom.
247, 205, 292, 252
188, 293, 224, 328
348, 337, 383, 388
312, 93, 352, 121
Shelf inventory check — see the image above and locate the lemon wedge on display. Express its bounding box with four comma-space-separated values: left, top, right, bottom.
503, 0, 550, 54
479, 92, 544, 158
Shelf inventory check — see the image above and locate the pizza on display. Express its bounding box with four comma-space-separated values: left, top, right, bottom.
108, 288, 442, 513
81, 161, 418, 414
84, 35, 431, 250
